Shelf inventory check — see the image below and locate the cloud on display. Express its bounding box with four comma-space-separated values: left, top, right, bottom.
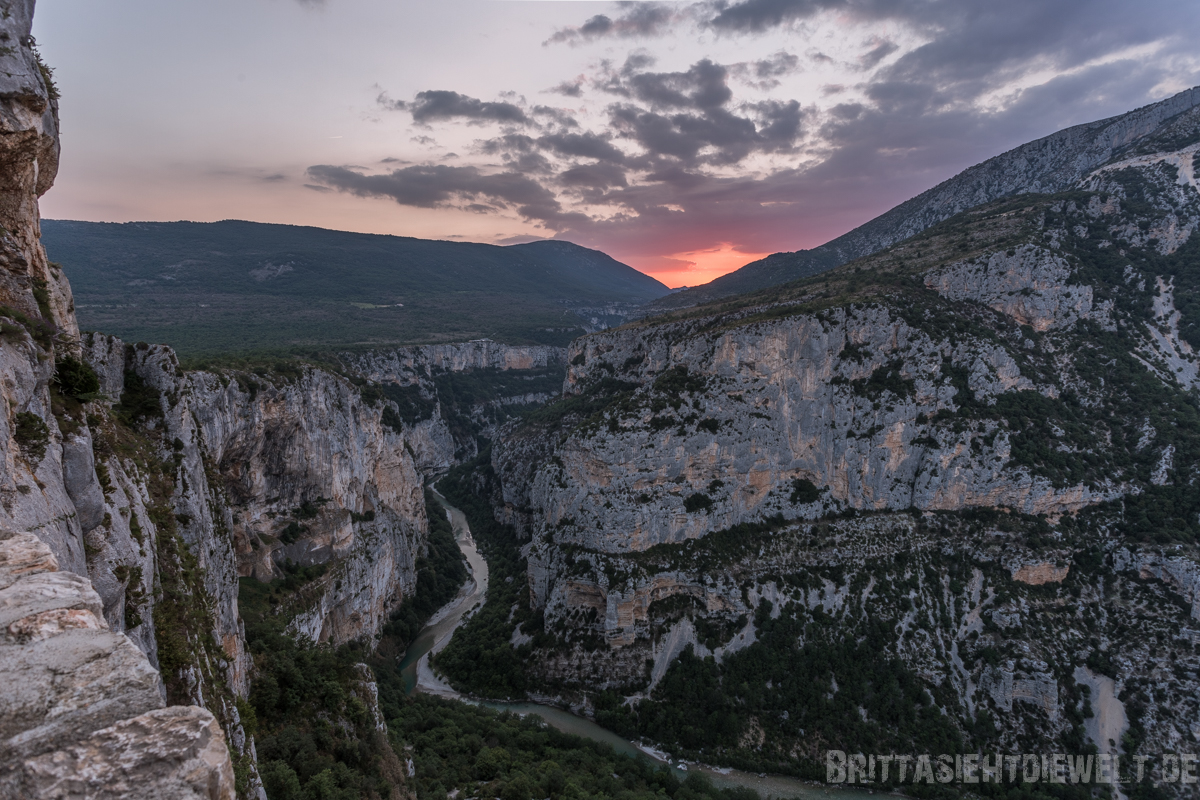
755, 51, 801, 78
530, 105, 580, 128
859, 36, 898, 69
708, 0, 838, 33
404, 90, 529, 125
729, 50, 801, 89
558, 162, 629, 191
337, 0, 1199, 281
548, 79, 584, 97
306, 163, 587, 228
546, 4, 679, 46
594, 58, 807, 165
627, 59, 733, 110
537, 132, 627, 163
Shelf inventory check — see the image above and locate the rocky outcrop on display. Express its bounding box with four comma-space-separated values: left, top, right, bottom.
1010, 562, 1070, 585
1115, 547, 1200, 621
502, 301, 1094, 565
20, 706, 235, 800
924, 244, 1102, 332
980, 663, 1060, 719
347, 341, 565, 381
0, 4, 261, 792
0, 530, 235, 799
0, 0, 72, 340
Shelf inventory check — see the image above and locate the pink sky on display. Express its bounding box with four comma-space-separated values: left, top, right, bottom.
34, 0, 1200, 289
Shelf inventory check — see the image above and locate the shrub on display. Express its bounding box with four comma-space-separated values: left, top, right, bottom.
789, 478, 820, 504
54, 356, 101, 401
653, 365, 708, 395
116, 370, 163, 427
13, 411, 49, 463
684, 493, 713, 513
279, 521, 306, 544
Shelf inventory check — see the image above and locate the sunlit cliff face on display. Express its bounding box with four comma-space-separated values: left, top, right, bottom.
35, 0, 1200, 286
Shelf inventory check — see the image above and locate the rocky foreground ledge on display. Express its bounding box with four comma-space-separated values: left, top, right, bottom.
0, 530, 235, 799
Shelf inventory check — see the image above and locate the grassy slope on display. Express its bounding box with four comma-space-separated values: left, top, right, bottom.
44, 220, 668, 356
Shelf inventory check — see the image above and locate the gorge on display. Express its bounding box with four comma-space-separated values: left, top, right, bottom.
2, 1, 1200, 798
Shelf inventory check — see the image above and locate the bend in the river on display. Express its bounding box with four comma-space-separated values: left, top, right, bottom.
400, 490, 877, 800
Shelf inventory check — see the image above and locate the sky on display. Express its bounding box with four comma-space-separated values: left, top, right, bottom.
34, 0, 1200, 287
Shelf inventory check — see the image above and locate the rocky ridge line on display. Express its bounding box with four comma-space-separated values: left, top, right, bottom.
644, 85, 1200, 312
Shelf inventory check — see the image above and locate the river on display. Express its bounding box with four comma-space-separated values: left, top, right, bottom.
398, 490, 878, 800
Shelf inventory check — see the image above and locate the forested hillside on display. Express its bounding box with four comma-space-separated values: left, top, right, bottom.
44, 220, 669, 356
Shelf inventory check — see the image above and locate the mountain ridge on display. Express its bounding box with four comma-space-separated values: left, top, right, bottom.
643, 84, 1200, 313
42, 218, 669, 357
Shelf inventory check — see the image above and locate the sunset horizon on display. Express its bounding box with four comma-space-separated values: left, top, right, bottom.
35, 0, 1200, 289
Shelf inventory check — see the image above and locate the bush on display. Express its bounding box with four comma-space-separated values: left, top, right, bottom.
54, 356, 102, 401
683, 493, 713, 513
116, 370, 163, 427
789, 478, 820, 504
260, 760, 303, 799
13, 411, 49, 463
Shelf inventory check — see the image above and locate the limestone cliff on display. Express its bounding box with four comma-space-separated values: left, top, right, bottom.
0, 531, 235, 799
484, 122, 1200, 778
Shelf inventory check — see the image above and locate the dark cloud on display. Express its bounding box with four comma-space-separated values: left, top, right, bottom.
530, 106, 580, 128
753, 51, 800, 80
752, 100, 807, 150
729, 51, 801, 90
708, 0, 840, 33
859, 37, 898, 69
596, 58, 807, 166
628, 59, 733, 110
546, 5, 678, 46
548, 80, 584, 98
558, 162, 629, 191
406, 90, 528, 125
537, 132, 627, 164
306, 163, 586, 228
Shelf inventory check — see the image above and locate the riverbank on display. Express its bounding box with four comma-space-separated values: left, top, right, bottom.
397, 488, 489, 695
404, 491, 879, 800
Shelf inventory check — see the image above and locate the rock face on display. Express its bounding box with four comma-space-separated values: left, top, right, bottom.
0, 3, 448, 792
645, 85, 1200, 311
0, 531, 235, 799
483, 123, 1200, 775
924, 244, 1103, 332
348, 341, 566, 378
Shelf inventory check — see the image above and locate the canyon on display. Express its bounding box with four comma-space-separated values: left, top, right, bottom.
459, 100, 1200, 786
2, 0, 1200, 795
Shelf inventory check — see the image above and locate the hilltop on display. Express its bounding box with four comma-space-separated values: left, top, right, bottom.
43, 219, 669, 357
